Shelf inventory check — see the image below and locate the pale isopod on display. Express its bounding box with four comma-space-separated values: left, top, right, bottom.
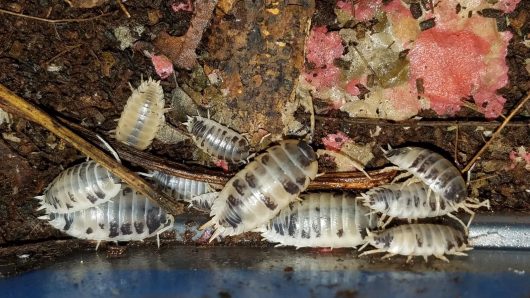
115, 78, 166, 150
41, 186, 174, 248
360, 182, 489, 229
258, 192, 377, 248
383, 146, 467, 202
359, 223, 471, 262
185, 115, 250, 163
36, 161, 121, 213
200, 140, 318, 240
150, 170, 216, 212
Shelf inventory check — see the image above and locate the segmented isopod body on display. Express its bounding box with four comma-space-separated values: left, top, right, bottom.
360, 223, 471, 262
384, 146, 467, 202
150, 171, 216, 212
36, 161, 121, 213
116, 78, 165, 150
43, 186, 174, 246
201, 140, 318, 239
360, 182, 489, 228
186, 115, 250, 163
259, 192, 377, 248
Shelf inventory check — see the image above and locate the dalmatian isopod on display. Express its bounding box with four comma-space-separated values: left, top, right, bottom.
359, 223, 471, 262
383, 146, 467, 202
185, 115, 251, 163
200, 140, 318, 240
36, 161, 121, 213
259, 192, 377, 248
41, 186, 174, 248
115, 78, 166, 150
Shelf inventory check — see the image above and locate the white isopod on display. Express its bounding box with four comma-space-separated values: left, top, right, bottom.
115, 78, 166, 150
36, 161, 121, 213
185, 115, 251, 163
360, 182, 490, 230
359, 223, 471, 262
383, 146, 467, 202
41, 186, 174, 248
258, 192, 377, 248
200, 140, 318, 240
150, 170, 216, 212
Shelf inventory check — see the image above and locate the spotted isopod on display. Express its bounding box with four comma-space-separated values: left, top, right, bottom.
360, 182, 490, 230
185, 115, 251, 163
383, 146, 467, 202
35, 161, 121, 213
359, 223, 471, 262
200, 140, 318, 240
41, 186, 174, 248
258, 192, 377, 249
150, 170, 216, 212
115, 78, 166, 150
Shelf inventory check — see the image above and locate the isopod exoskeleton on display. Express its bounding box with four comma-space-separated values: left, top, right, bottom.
383, 146, 467, 202
360, 182, 489, 229
258, 192, 377, 248
200, 140, 318, 240
359, 223, 471, 262
36, 161, 121, 213
41, 186, 174, 248
150, 170, 216, 212
185, 115, 251, 163
115, 78, 165, 150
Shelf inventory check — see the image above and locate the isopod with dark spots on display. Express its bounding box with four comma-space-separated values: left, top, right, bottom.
200, 140, 318, 240
258, 192, 377, 249
359, 223, 471, 262
359, 182, 489, 230
115, 78, 166, 150
35, 161, 121, 213
185, 115, 251, 163
383, 146, 467, 202
41, 186, 174, 248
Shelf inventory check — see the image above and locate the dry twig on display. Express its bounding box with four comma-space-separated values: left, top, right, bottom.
0, 84, 185, 215
115, 0, 131, 18
0, 8, 113, 24
462, 93, 530, 173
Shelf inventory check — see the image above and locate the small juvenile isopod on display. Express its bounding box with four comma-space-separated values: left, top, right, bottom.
41, 186, 174, 248
200, 140, 318, 240
360, 182, 489, 229
359, 223, 471, 262
115, 78, 166, 150
36, 161, 121, 213
258, 192, 377, 248
383, 146, 467, 202
185, 115, 251, 163
150, 170, 216, 212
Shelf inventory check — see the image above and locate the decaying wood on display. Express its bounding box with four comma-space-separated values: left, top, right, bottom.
0, 84, 186, 215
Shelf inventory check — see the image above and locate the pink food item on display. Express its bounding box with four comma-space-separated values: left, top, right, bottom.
322, 131, 350, 151
171, 0, 193, 12
214, 159, 229, 172
151, 54, 174, 79
336, 0, 383, 21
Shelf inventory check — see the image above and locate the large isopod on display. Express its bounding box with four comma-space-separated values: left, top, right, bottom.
200, 140, 318, 240
41, 186, 174, 248
185, 115, 250, 163
383, 146, 467, 202
150, 170, 216, 212
36, 161, 121, 213
359, 223, 471, 262
115, 78, 166, 150
258, 192, 377, 248
360, 182, 489, 229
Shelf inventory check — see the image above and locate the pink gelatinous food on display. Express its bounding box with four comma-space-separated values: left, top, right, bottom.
171, 0, 193, 12
495, 0, 521, 13
304, 27, 344, 90
151, 54, 174, 79
336, 0, 383, 21
322, 131, 350, 151
345, 79, 361, 96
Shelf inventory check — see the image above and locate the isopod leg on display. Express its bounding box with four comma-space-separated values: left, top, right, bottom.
447, 213, 468, 235
435, 255, 450, 262
359, 248, 386, 257
381, 253, 395, 260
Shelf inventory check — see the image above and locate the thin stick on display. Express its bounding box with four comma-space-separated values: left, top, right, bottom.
314, 116, 529, 128
462, 93, 530, 173
0, 8, 113, 24
0, 83, 185, 215
454, 123, 459, 164
115, 0, 131, 18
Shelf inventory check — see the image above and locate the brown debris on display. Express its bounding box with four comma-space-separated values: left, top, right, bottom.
67, 0, 108, 9
154, 0, 217, 70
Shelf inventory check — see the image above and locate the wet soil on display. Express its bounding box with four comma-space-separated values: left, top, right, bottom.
0, 0, 529, 275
